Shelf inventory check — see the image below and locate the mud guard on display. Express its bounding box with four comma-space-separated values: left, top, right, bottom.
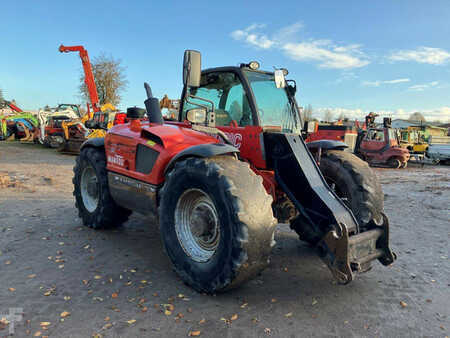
80, 137, 104, 151
264, 132, 396, 284
306, 139, 348, 151
164, 143, 239, 174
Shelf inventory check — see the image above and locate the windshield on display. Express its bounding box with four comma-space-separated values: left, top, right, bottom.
244, 70, 301, 133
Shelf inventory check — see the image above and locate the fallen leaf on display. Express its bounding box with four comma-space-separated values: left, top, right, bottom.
44, 291, 52, 296
94, 275, 102, 280
164, 310, 172, 316
34, 331, 42, 337
111, 293, 118, 298
285, 312, 293, 318
126, 319, 136, 325
199, 319, 206, 324
189, 331, 201, 336
271, 298, 277, 303
400, 301, 407, 308
28, 274, 37, 279
230, 314, 238, 321
104, 316, 110, 321
8, 288, 16, 292
40, 322, 51, 327
153, 292, 158, 297
102, 323, 112, 330
60, 311, 70, 318
141, 306, 148, 312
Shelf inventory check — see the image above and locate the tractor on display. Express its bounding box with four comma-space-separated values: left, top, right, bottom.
73, 50, 396, 293
354, 113, 410, 168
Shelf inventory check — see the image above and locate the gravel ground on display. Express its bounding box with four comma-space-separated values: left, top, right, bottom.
0, 142, 449, 338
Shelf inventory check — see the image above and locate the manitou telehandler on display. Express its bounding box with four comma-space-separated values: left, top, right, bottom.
73, 51, 396, 293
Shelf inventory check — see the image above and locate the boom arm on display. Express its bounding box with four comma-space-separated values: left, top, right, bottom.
59, 44, 100, 113
4, 101, 23, 112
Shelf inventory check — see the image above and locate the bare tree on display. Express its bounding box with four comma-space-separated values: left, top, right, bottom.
79, 54, 128, 106
303, 104, 313, 121
408, 112, 426, 122
323, 109, 334, 122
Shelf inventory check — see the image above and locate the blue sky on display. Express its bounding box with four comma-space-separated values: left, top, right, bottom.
1, 0, 449, 121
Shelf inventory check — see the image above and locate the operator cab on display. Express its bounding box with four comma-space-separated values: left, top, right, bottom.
179, 51, 302, 135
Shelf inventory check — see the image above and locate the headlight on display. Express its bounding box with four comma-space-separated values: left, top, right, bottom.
249, 61, 260, 70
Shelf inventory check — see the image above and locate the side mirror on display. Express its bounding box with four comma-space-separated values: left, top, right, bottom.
183, 50, 201, 88
305, 121, 318, 133
274, 69, 286, 88
186, 108, 207, 124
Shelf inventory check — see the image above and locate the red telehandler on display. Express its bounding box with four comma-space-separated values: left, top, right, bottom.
72, 51, 396, 293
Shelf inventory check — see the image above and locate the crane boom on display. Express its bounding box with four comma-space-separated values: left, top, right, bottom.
59, 44, 100, 113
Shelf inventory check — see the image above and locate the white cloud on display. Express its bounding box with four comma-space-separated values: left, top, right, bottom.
408, 81, 439, 91
389, 47, 450, 65
362, 78, 410, 87
231, 23, 369, 69
313, 106, 450, 122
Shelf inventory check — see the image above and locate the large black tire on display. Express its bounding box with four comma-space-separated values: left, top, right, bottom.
293, 150, 384, 245
319, 150, 384, 230
159, 156, 276, 294
73, 147, 131, 229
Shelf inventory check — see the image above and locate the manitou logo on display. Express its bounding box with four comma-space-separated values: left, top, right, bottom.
107, 154, 124, 166
223, 132, 243, 149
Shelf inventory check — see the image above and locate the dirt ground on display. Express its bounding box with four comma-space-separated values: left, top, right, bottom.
0, 142, 449, 338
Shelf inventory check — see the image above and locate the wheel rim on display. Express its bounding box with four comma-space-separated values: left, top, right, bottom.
175, 189, 220, 263
80, 166, 99, 213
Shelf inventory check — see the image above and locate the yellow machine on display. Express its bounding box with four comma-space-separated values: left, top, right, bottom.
58, 103, 122, 153
399, 127, 428, 154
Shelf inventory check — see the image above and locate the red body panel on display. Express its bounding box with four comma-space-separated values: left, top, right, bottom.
105, 121, 221, 185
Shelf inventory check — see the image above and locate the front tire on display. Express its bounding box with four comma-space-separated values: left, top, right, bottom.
159, 156, 276, 294
73, 147, 131, 229
295, 150, 384, 243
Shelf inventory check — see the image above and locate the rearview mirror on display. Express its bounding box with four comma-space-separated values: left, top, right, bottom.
306, 121, 318, 133
274, 69, 286, 88
186, 108, 207, 124
183, 50, 201, 88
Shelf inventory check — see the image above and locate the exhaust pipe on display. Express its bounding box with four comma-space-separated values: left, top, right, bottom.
144, 82, 163, 124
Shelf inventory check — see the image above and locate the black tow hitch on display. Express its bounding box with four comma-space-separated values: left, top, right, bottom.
318, 214, 396, 284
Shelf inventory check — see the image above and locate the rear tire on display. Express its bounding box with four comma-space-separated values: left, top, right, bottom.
73, 147, 131, 229
159, 156, 276, 293
388, 157, 401, 168
293, 150, 384, 244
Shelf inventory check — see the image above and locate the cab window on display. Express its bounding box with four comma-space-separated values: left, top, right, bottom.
182, 72, 252, 127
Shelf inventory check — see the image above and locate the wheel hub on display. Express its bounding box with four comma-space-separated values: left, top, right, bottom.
175, 189, 220, 262
80, 166, 99, 213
